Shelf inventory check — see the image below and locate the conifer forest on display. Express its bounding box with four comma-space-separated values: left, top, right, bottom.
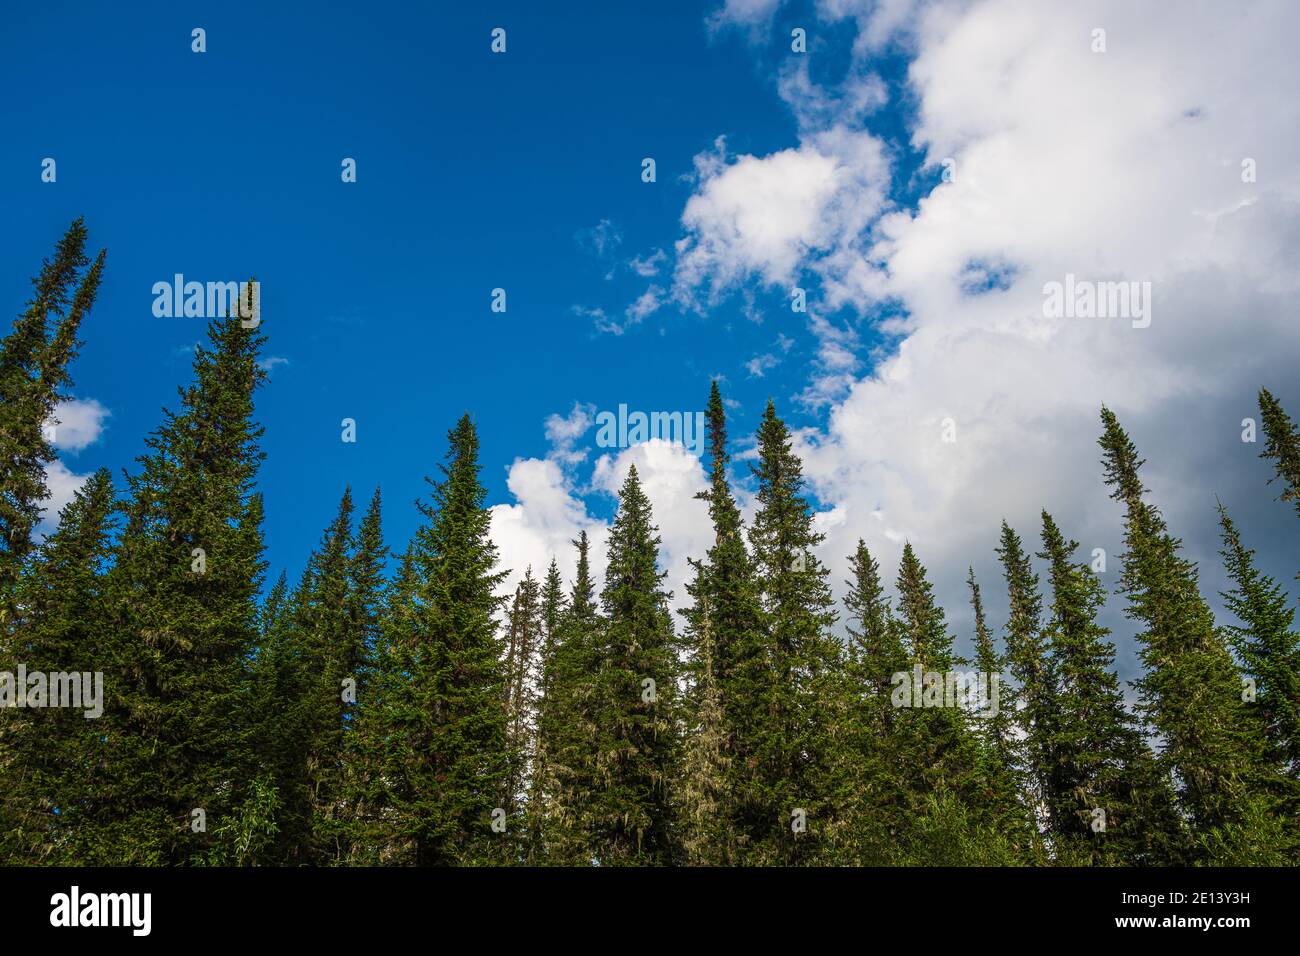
1, 220, 1297, 868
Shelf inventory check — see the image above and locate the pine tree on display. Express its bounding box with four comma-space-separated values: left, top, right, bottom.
1217, 504, 1300, 786
370, 415, 511, 865
746, 400, 843, 864
1099, 407, 1263, 839
525, 558, 567, 861
537, 531, 604, 864
836, 539, 910, 863
102, 287, 268, 865
1259, 388, 1300, 521
249, 569, 310, 864
966, 566, 1036, 851
680, 381, 762, 864
995, 520, 1060, 836
344, 544, 419, 864
1037, 510, 1183, 864
590, 465, 681, 865
892, 544, 989, 836
502, 567, 543, 832
0, 218, 106, 617
0, 469, 116, 864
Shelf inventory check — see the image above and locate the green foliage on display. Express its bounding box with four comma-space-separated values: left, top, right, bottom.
3, 226, 1296, 867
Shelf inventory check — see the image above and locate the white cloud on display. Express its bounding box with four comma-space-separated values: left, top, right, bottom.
629, 248, 668, 277
576, 218, 623, 259
673, 130, 890, 310
675, 0, 1300, 667
624, 285, 665, 327
46, 397, 109, 452
489, 425, 712, 618
499, 2, 1300, 673
746, 352, 781, 378
543, 402, 596, 466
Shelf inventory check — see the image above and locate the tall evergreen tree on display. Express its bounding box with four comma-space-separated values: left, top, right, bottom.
1217, 504, 1300, 784
1099, 407, 1264, 838
537, 531, 604, 864
1259, 388, 1300, 521
0, 469, 116, 863
0, 218, 105, 616
892, 544, 989, 833
746, 400, 843, 864
590, 465, 681, 865
966, 566, 1035, 848
995, 520, 1060, 837
102, 287, 268, 865
680, 381, 763, 865
525, 558, 567, 861
1037, 510, 1183, 864
502, 566, 544, 833
836, 539, 910, 862
369, 415, 511, 865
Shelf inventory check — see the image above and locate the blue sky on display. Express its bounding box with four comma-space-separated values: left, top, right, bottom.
1, 1, 848, 566
3, 0, 1298, 674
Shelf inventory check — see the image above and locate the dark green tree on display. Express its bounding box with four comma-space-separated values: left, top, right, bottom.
1038, 510, 1183, 865
1217, 504, 1300, 790
525, 558, 567, 861
1259, 388, 1300, 521
0, 469, 116, 864
375, 415, 511, 865
535, 532, 604, 864
1099, 407, 1264, 840
590, 465, 681, 865
103, 287, 269, 865
680, 382, 763, 865
0, 218, 105, 616
995, 520, 1060, 837
746, 400, 843, 864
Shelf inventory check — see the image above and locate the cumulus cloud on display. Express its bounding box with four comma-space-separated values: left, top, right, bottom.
681, 0, 1300, 665
46, 397, 109, 452
489, 435, 711, 615
500, 2, 1300, 671
673, 130, 890, 310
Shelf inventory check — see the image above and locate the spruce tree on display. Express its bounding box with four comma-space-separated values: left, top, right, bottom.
103, 289, 268, 865
892, 544, 988, 835
1037, 510, 1183, 864
995, 520, 1061, 836
966, 567, 1035, 850
1099, 407, 1263, 838
502, 566, 543, 833
1259, 388, 1300, 521
1217, 504, 1300, 785
371, 415, 511, 865
680, 381, 763, 865
591, 465, 681, 864
344, 544, 419, 864
537, 531, 604, 864
0, 469, 116, 864
837, 539, 910, 863
746, 400, 843, 864
0, 218, 105, 615
525, 558, 567, 861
